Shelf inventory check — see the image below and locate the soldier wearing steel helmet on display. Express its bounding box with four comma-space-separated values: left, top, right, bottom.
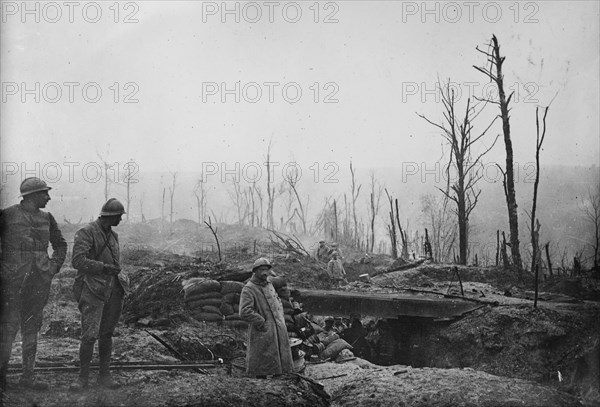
239, 257, 293, 377
0, 177, 67, 391
69, 198, 130, 391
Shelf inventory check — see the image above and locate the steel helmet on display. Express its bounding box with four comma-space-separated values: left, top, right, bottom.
100, 198, 126, 216
252, 257, 272, 272
19, 177, 51, 197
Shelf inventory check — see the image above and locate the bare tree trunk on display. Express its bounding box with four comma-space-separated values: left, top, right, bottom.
161, 187, 165, 231
385, 189, 398, 259
124, 162, 133, 223
265, 140, 275, 229
350, 162, 361, 248
139, 193, 146, 223
169, 172, 177, 224
333, 199, 338, 241
475, 35, 522, 272
496, 230, 500, 267
530, 106, 549, 277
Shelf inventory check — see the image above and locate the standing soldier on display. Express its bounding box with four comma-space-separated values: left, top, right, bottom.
0, 178, 67, 391
327, 251, 348, 285
239, 258, 294, 378
315, 240, 330, 262
69, 198, 129, 391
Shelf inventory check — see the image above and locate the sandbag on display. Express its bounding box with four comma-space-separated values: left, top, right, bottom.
284, 314, 295, 325
181, 277, 206, 291
184, 291, 222, 302
223, 292, 241, 304
233, 303, 240, 313
318, 332, 340, 347
220, 281, 245, 295
219, 302, 234, 316
224, 313, 242, 321
185, 279, 221, 298
201, 305, 222, 315
320, 338, 353, 360
186, 298, 223, 310
191, 312, 223, 322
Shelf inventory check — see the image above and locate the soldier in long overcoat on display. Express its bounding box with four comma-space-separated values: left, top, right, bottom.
239, 258, 293, 377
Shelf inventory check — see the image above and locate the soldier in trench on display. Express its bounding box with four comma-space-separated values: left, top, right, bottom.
69, 198, 130, 391
0, 178, 67, 392
239, 258, 294, 378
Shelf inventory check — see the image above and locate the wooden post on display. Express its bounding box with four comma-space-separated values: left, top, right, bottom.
496, 230, 500, 267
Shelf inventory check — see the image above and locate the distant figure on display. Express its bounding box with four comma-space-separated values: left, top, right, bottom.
239, 258, 293, 377
315, 240, 330, 262
0, 178, 67, 391
329, 243, 343, 260
70, 198, 130, 391
327, 251, 348, 285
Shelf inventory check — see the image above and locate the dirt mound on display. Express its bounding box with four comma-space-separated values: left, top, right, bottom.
4, 371, 330, 407
304, 361, 581, 407
272, 256, 335, 289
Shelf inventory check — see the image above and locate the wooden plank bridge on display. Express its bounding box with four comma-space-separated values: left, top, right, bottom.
296, 289, 484, 319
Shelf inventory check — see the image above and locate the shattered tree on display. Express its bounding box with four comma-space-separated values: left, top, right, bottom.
419, 80, 498, 265
474, 34, 523, 271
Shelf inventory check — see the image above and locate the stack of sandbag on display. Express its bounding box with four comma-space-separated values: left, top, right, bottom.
183, 278, 223, 322
182, 278, 247, 328
220, 280, 247, 329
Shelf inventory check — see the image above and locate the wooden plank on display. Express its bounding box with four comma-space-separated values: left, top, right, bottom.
296, 289, 483, 319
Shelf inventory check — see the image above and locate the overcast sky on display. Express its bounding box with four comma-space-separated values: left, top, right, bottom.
1, 1, 598, 191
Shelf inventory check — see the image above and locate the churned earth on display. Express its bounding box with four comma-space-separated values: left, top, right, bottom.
2, 224, 599, 406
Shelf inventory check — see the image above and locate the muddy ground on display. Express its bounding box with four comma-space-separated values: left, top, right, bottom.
3, 226, 600, 406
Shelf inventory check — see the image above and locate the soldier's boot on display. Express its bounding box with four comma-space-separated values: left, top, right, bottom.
69, 340, 94, 392
97, 337, 120, 389
19, 334, 48, 390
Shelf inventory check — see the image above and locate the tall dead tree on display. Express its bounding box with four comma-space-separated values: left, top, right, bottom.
161, 187, 166, 231
530, 106, 549, 277
350, 161, 362, 248
367, 172, 383, 253
333, 199, 338, 240
282, 164, 308, 234
168, 171, 177, 224
385, 189, 398, 259
96, 148, 114, 202
265, 140, 276, 230
122, 161, 136, 222
193, 176, 207, 225
395, 199, 409, 259
139, 192, 146, 223
419, 80, 498, 265
474, 34, 522, 272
